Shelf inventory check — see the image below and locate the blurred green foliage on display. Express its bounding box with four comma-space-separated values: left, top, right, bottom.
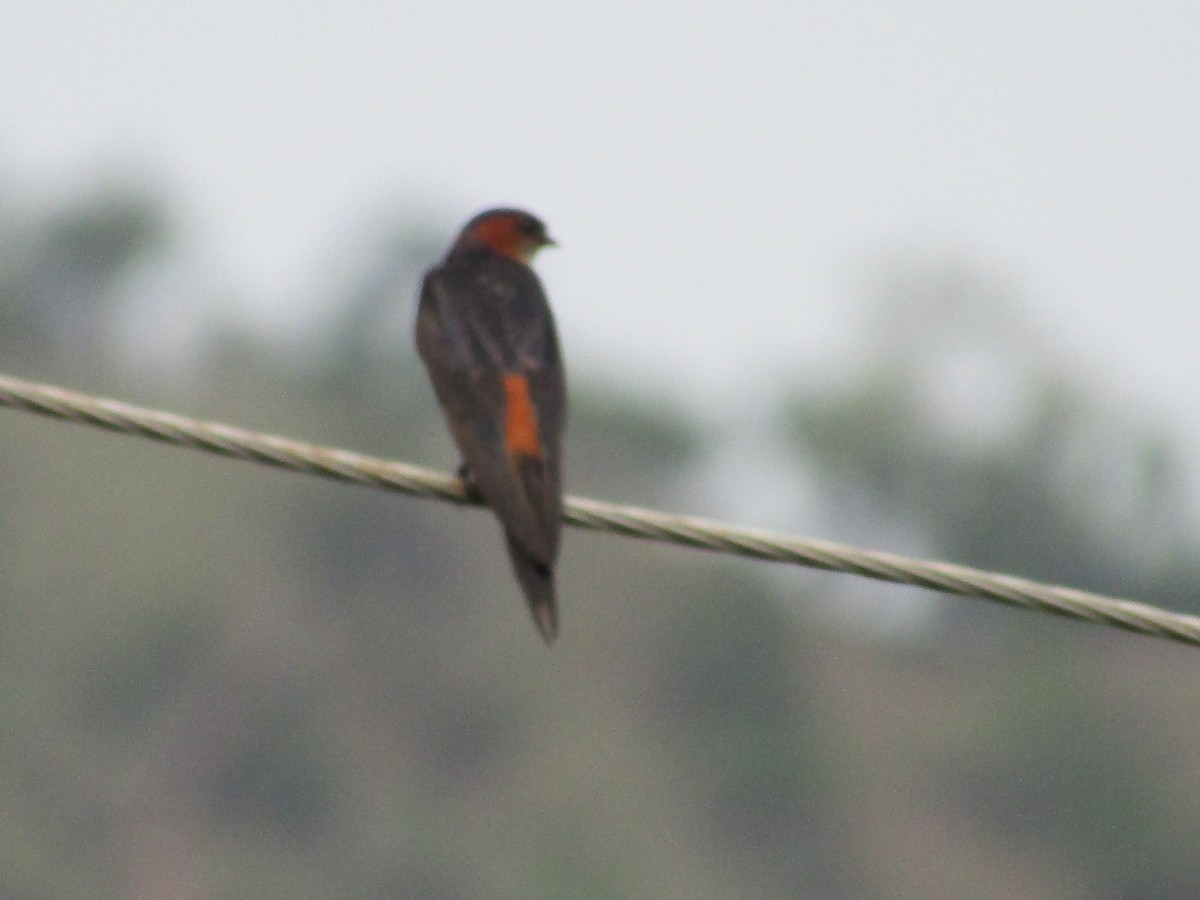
1, 185, 1199, 898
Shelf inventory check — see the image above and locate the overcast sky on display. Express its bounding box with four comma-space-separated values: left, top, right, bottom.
3, 2, 1198, 441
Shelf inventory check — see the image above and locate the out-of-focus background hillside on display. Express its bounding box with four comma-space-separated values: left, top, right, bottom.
4, 5, 1200, 898
5, 180, 1200, 900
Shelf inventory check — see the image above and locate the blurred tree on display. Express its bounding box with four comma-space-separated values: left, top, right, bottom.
317, 219, 443, 398
782, 261, 1200, 612
0, 186, 168, 369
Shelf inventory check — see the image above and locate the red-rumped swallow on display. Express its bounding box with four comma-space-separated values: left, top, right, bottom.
416, 208, 565, 642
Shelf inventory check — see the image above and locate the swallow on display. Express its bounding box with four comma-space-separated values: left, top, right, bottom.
416, 208, 566, 643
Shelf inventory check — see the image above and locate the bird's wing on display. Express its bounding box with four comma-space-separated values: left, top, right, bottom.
416, 264, 565, 565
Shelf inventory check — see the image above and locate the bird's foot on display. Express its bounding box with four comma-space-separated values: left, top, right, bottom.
457, 463, 484, 501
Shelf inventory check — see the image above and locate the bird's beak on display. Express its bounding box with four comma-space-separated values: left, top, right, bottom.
542, 235, 558, 248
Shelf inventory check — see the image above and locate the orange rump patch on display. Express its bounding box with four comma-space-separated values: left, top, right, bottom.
503, 373, 543, 458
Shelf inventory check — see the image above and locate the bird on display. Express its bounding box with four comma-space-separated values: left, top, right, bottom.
415, 208, 566, 643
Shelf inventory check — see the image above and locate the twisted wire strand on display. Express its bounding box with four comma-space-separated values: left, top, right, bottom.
2, 371, 1198, 648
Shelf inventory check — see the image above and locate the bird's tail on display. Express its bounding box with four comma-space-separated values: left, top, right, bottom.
504, 533, 558, 644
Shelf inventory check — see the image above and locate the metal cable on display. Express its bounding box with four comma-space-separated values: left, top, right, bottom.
2, 372, 1198, 648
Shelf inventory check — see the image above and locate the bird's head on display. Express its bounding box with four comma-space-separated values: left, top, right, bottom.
456, 208, 556, 264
